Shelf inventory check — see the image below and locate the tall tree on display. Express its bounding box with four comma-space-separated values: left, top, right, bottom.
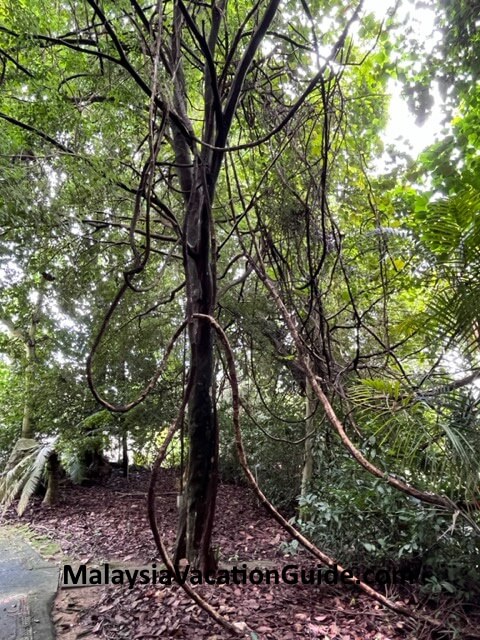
0, 0, 398, 570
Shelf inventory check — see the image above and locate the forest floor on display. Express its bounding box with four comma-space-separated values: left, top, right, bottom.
1, 469, 467, 640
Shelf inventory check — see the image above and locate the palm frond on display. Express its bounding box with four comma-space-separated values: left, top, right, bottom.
17, 442, 55, 516
412, 188, 480, 354
0, 438, 57, 515
349, 378, 480, 494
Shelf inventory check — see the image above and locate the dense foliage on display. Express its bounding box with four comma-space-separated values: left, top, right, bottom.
1, 0, 479, 605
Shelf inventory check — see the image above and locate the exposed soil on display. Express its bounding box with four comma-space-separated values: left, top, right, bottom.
2, 470, 441, 639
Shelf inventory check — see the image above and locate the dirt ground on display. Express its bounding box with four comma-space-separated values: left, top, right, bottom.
2, 469, 466, 639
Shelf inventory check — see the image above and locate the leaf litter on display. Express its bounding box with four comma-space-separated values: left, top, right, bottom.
4, 469, 419, 639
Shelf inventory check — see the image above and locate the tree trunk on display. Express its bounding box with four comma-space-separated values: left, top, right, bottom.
119, 362, 129, 479
169, 0, 280, 571
174, 185, 218, 572
122, 429, 129, 478
21, 342, 35, 439
300, 378, 316, 520
21, 289, 44, 439
43, 451, 59, 506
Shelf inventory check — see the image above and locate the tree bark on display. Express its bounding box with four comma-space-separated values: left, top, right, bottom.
21, 288, 44, 439
169, 1, 219, 570
300, 378, 316, 519
21, 341, 35, 439
43, 451, 59, 506
174, 181, 218, 572
122, 429, 129, 478
119, 362, 129, 479
170, 0, 281, 572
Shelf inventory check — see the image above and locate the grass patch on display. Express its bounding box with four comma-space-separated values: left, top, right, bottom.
2, 523, 66, 562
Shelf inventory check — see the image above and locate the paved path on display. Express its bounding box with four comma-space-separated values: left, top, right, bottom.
0, 528, 58, 640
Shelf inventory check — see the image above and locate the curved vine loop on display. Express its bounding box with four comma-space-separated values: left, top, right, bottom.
87, 310, 189, 413
245, 258, 458, 510
86, 4, 172, 413
195, 313, 442, 630
147, 347, 248, 637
